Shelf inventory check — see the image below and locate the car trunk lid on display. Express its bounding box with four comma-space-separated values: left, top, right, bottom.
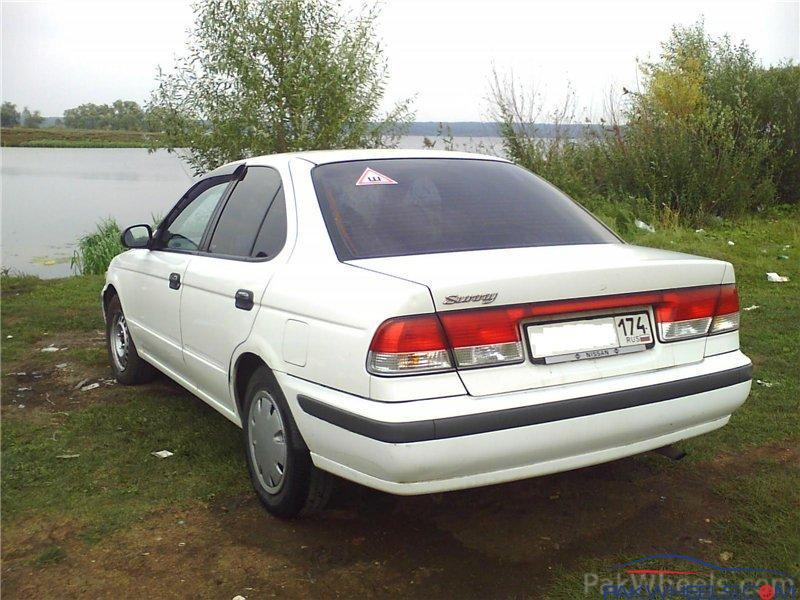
351, 244, 731, 395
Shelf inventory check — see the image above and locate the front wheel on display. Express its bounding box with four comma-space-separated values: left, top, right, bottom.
105, 295, 155, 385
243, 367, 333, 518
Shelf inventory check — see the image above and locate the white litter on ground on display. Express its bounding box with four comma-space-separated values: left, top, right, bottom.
727, 240, 735, 246
55, 363, 68, 369
766, 272, 790, 282
694, 229, 705, 233
57, 454, 80, 459
634, 219, 655, 233
41, 346, 61, 352
756, 379, 776, 388
81, 383, 100, 392
151, 450, 174, 459
742, 305, 760, 311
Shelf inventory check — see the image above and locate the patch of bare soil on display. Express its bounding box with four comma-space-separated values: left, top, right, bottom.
2, 450, 744, 600
2, 331, 111, 413
711, 442, 800, 470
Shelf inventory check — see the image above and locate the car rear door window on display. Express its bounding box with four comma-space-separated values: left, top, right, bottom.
311, 159, 619, 260
250, 187, 287, 259
207, 167, 286, 258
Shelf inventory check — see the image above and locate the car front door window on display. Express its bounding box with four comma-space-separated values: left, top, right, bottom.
162, 182, 228, 251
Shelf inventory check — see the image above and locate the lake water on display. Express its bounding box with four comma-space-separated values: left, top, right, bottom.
0, 137, 503, 278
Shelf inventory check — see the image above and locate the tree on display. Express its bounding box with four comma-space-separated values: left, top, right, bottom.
148, 0, 412, 174
1, 102, 20, 127
623, 22, 780, 215
63, 100, 146, 130
64, 103, 113, 129
111, 100, 145, 131
21, 106, 45, 128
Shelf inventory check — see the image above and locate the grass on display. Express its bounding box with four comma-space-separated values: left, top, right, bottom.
1, 212, 798, 592
630, 213, 800, 571
34, 545, 67, 567
1, 390, 247, 543
0, 127, 160, 148
629, 214, 800, 456
0, 274, 105, 362
70, 218, 125, 275
0, 270, 248, 542
71, 216, 162, 275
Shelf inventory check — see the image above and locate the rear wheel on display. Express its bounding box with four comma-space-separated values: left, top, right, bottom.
243, 366, 333, 518
105, 295, 155, 385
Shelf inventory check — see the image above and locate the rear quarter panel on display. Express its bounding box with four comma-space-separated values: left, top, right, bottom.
237, 261, 455, 399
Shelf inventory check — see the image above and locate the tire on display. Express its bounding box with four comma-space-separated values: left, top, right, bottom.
243, 366, 333, 518
105, 295, 156, 385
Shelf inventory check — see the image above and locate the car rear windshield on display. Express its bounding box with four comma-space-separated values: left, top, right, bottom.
311, 158, 619, 260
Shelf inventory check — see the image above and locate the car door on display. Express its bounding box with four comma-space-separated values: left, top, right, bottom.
179, 165, 291, 415
122, 176, 232, 376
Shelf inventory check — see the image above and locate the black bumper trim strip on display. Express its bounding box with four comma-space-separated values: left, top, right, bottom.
297, 363, 752, 444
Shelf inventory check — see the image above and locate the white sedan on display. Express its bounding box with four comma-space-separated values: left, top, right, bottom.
103, 149, 752, 517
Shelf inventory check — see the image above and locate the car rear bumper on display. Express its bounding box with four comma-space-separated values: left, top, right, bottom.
279, 351, 752, 495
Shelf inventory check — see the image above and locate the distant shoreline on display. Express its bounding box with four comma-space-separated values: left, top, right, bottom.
0, 127, 158, 148
407, 121, 601, 138
1, 122, 600, 148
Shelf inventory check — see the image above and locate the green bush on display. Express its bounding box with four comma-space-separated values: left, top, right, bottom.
491, 21, 798, 225
751, 63, 800, 203
71, 219, 124, 275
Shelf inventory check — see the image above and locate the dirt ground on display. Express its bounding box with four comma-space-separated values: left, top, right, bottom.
3, 449, 746, 599
2, 331, 797, 599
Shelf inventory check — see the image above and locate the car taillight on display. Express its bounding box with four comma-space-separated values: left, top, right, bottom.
367, 315, 453, 375
655, 284, 739, 341
710, 285, 740, 334
438, 308, 525, 368
367, 284, 740, 375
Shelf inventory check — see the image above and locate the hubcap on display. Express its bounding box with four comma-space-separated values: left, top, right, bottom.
111, 313, 129, 371
247, 392, 287, 494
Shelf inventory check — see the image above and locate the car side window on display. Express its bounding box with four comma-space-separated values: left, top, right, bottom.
251, 187, 287, 258
208, 167, 286, 258
162, 181, 229, 251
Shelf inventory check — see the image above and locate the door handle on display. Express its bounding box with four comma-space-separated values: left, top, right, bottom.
235, 289, 254, 311
169, 272, 181, 290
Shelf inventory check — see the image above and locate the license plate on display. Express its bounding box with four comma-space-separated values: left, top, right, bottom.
526, 312, 653, 365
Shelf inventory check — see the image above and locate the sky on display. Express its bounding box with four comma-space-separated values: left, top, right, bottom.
1, 0, 798, 121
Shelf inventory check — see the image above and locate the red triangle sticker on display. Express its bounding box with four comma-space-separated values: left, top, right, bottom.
356, 167, 398, 186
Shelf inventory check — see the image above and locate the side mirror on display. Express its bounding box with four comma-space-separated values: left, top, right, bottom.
121, 224, 152, 249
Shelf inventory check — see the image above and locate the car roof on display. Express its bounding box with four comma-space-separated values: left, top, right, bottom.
243, 148, 509, 167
